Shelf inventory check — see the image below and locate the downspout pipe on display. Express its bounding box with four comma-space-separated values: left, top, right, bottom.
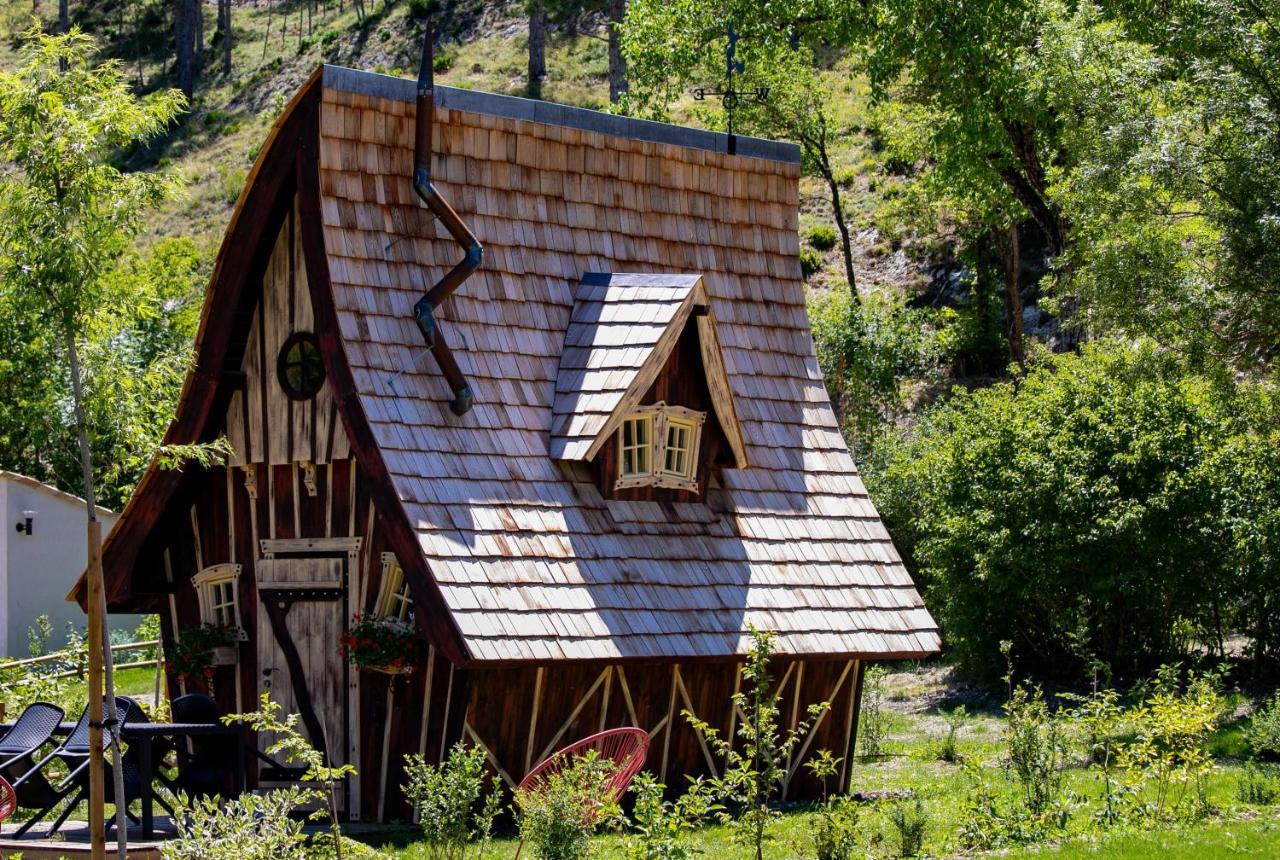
412, 20, 483, 416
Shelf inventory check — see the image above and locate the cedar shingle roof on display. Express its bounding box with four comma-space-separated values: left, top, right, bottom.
316, 66, 940, 662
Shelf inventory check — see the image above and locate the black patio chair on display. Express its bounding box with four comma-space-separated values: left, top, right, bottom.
0, 702, 64, 774
12, 696, 145, 838
0, 702, 64, 816
163, 694, 233, 799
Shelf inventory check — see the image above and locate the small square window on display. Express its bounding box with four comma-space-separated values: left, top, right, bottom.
662, 419, 696, 480
376, 554, 415, 625
192, 564, 243, 631
619, 416, 652, 478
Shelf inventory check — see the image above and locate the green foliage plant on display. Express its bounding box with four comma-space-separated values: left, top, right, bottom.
622, 773, 719, 860
162, 787, 315, 860
515, 750, 620, 860
935, 705, 968, 763
402, 743, 501, 859
340, 614, 429, 673
225, 693, 357, 860
1003, 684, 1070, 818
806, 224, 838, 252
1245, 694, 1280, 761
1062, 684, 1129, 824
885, 795, 927, 858
27, 614, 52, 659
684, 628, 830, 860
1236, 762, 1280, 806
168, 624, 240, 684
805, 751, 857, 860
799, 247, 822, 279
857, 665, 888, 758
1116, 666, 1222, 821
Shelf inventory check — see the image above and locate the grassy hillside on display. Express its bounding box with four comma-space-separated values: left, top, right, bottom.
0, 0, 922, 297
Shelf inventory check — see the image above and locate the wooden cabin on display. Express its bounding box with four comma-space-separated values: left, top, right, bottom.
89, 61, 939, 820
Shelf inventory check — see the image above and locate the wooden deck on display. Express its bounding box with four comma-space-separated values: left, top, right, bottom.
0, 819, 176, 859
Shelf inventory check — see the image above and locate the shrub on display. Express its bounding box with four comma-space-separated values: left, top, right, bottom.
516, 751, 620, 860
403, 743, 501, 859
1004, 684, 1070, 817
1116, 666, 1222, 821
811, 796, 858, 860
868, 338, 1280, 680
684, 628, 829, 858
858, 665, 888, 758
622, 773, 718, 860
885, 795, 927, 858
162, 787, 314, 860
800, 247, 823, 278
1246, 694, 1280, 760
806, 223, 838, 251
935, 705, 968, 762
1237, 762, 1280, 805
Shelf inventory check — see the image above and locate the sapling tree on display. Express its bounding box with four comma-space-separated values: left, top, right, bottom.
403, 743, 502, 860
226, 693, 358, 860
0, 25, 184, 858
684, 627, 830, 860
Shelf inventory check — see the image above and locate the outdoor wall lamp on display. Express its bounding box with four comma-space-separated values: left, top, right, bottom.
15, 510, 35, 536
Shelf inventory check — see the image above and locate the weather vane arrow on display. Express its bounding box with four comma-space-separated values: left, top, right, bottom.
691, 22, 769, 154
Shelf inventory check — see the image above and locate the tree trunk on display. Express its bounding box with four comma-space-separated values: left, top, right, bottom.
175, 0, 198, 99
65, 332, 126, 860
819, 158, 857, 299
607, 0, 627, 103
998, 224, 1026, 369
194, 0, 205, 70
58, 0, 67, 32
527, 1, 547, 100
219, 0, 232, 76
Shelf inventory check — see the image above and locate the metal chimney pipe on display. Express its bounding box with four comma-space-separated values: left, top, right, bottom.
412, 19, 483, 416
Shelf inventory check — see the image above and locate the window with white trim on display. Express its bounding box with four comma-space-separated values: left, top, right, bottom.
192, 564, 243, 629
375, 553, 414, 624
615, 403, 705, 493
619, 415, 652, 479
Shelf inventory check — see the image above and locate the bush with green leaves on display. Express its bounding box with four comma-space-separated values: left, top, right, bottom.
684, 628, 829, 859
1237, 762, 1280, 806
868, 337, 1280, 680
857, 665, 888, 758
885, 795, 927, 858
1245, 694, 1280, 761
1004, 683, 1070, 818
808, 289, 942, 462
403, 743, 501, 859
799, 247, 823, 279
934, 705, 968, 763
811, 795, 858, 860
622, 773, 718, 860
162, 787, 315, 860
806, 223, 838, 251
516, 751, 620, 860
1116, 666, 1222, 821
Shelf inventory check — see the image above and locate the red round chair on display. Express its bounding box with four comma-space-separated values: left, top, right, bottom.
513, 727, 649, 858
0, 776, 16, 823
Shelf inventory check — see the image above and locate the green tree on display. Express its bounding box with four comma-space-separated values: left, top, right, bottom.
869, 338, 1278, 680
623, 2, 861, 294
0, 24, 184, 852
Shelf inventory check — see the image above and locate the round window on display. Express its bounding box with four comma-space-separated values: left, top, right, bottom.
276, 332, 325, 400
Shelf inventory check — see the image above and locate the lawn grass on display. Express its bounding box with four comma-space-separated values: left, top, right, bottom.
370, 663, 1280, 859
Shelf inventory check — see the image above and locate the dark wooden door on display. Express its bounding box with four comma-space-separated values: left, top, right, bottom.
256, 554, 349, 805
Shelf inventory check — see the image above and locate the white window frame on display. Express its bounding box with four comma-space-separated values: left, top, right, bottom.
614, 402, 706, 493
191, 564, 245, 632
375, 553, 415, 625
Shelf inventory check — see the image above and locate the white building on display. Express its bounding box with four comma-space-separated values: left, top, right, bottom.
0, 472, 145, 657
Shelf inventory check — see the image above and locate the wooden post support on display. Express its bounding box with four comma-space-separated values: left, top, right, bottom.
86, 519, 105, 860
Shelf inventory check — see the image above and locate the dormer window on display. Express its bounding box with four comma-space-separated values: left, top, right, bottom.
615, 403, 705, 493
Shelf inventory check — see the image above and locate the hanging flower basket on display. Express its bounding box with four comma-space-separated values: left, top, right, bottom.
169, 624, 242, 682
341, 615, 427, 676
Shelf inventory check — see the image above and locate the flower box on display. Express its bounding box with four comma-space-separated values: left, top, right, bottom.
211, 645, 239, 666
362, 662, 415, 676
341, 615, 427, 676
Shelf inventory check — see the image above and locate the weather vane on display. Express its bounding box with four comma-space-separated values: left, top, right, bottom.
691, 23, 769, 154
